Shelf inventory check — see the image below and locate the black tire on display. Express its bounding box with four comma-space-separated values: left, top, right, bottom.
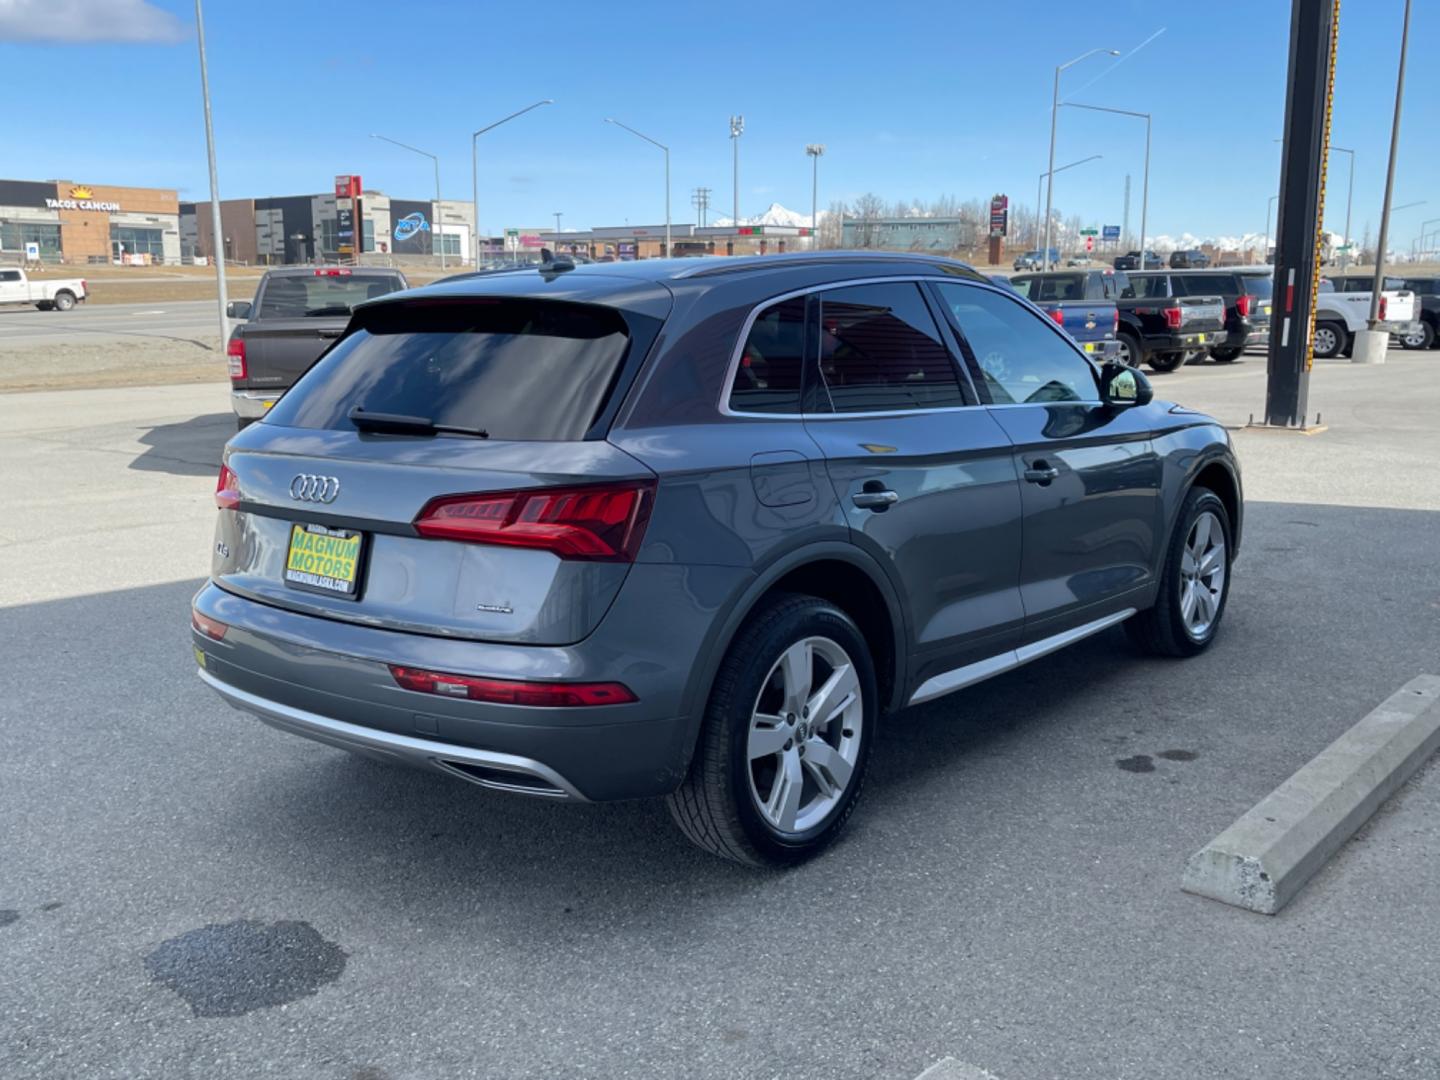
1148, 351, 1185, 374
1209, 346, 1242, 362
1115, 329, 1143, 369
666, 593, 877, 867
1312, 320, 1347, 359
52, 291, 75, 312
1125, 487, 1233, 658
1399, 320, 1434, 350
35, 301, 52, 311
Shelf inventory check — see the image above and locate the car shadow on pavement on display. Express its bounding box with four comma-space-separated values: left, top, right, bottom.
128, 413, 231, 477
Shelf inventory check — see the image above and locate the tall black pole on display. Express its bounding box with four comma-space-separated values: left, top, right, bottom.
1265, 0, 1339, 427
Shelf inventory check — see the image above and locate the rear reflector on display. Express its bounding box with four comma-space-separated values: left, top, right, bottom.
191, 609, 228, 640
389, 666, 637, 707
226, 336, 246, 380
413, 480, 655, 562
215, 464, 240, 509
1164, 305, 1183, 330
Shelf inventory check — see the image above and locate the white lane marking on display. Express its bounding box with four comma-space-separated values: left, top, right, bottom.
131, 310, 167, 315
914, 1059, 1003, 1080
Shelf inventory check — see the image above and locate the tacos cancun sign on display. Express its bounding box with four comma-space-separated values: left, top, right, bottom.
45, 186, 120, 213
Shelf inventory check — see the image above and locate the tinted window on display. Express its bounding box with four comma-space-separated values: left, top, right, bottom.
1123, 274, 1170, 299
265, 299, 645, 441
817, 282, 964, 412
1013, 274, 1085, 302
936, 282, 1099, 406
1404, 278, 1439, 296
729, 297, 805, 414
1238, 274, 1274, 300
1176, 273, 1239, 298
257, 272, 404, 318
0, 270, 20, 282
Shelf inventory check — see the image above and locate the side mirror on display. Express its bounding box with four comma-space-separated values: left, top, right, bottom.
1099, 361, 1153, 407
226, 300, 252, 320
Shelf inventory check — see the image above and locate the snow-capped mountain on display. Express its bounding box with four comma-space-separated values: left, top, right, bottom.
711, 202, 826, 228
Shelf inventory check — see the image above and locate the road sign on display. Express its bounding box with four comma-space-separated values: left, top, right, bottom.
505, 228, 519, 238
1080, 228, 1099, 236
990, 194, 1008, 238
1103, 224, 1121, 241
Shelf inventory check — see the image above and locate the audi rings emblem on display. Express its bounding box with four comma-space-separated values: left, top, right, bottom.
289, 474, 341, 503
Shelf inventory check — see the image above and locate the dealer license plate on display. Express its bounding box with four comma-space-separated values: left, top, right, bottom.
284, 523, 363, 598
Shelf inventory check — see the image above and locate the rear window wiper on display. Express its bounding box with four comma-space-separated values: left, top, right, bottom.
348, 406, 489, 438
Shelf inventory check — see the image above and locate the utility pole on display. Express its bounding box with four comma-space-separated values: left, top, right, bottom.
729, 115, 744, 225
194, 0, 229, 351
1121, 174, 1131, 250
691, 187, 712, 227
1367, 0, 1412, 332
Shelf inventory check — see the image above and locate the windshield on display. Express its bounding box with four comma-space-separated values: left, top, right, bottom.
257, 273, 405, 318
263, 299, 650, 441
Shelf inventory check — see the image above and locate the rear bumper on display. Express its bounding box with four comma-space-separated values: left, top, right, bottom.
231, 389, 279, 420
1078, 339, 1120, 361
1146, 329, 1228, 352
190, 577, 724, 801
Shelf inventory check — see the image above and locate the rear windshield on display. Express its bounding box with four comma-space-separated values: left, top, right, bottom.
1010, 274, 1085, 302
1177, 273, 1240, 298
257, 273, 405, 318
1238, 274, 1274, 299
263, 299, 649, 441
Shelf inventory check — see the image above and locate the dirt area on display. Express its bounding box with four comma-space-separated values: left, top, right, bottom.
0, 337, 226, 393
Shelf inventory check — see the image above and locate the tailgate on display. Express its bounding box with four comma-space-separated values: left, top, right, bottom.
1179, 296, 1226, 332
238, 318, 343, 390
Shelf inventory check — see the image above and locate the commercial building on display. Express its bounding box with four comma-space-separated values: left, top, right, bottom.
0, 178, 181, 264
841, 216, 976, 252
180, 189, 476, 265
537, 223, 816, 261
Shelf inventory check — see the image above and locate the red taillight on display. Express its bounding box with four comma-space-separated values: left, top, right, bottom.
388, 666, 636, 707
215, 464, 240, 509
226, 336, 246, 380
191, 609, 228, 640
413, 481, 655, 562
1379, 296, 1388, 321
1236, 294, 1252, 318
1049, 307, 1065, 326
1164, 305, 1183, 330
315, 268, 352, 276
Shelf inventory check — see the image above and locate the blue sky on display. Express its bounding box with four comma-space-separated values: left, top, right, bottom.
1, 0, 1434, 245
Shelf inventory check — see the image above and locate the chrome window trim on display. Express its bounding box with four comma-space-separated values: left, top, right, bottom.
719, 275, 1008, 420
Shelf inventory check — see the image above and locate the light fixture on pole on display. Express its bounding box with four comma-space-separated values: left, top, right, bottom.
471, 100, 554, 267
1061, 102, 1150, 273
370, 133, 445, 269
1036, 154, 1102, 249
805, 144, 825, 243
729, 115, 745, 227
1044, 47, 1119, 269
193, 0, 229, 348
606, 118, 670, 257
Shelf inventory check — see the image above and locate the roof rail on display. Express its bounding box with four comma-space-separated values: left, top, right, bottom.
673, 251, 985, 281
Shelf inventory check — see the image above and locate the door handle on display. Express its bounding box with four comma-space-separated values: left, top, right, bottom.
1023, 461, 1060, 485
852, 488, 899, 511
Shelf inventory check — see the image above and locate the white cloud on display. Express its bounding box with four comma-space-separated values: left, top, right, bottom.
0, 0, 185, 44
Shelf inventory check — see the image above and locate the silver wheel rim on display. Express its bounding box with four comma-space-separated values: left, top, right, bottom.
1116, 338, 1133, 366
1180, 510, 1226, 638
1403, 329, 1425, 347
1315, 327, 1336, 354
746, 635, 863, 834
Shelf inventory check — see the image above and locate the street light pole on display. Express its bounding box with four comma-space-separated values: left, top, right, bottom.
806, 144, 825, 244
1044, 47, 1119, 271
553, 212, 562, 249
471, 100, 554, 267
1368, 0, 1413, 328
1266, 194, 1280, 255
370, 133, 445, 269
193, 0, 229, 350
605, 119, 671, 257
1419, 217, 1440, 259
1330, 146, 1355, 270
1061, 103, 1150, 271
1036, 155, 1103, 251
729, 115, 744, 226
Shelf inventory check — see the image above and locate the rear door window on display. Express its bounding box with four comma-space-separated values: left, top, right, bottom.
264, 299, 652, 441
816, 282, 965, 413
727, 297, 806, 414
1177, 273, 1239, 298
257, 272, 405, 318
1124, 275, 1170, 299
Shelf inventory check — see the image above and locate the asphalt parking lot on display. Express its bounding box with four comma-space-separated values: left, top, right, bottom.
2, 353, 1438, 1079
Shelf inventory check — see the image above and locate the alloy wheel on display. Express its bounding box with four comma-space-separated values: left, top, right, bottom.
1314, 326, 1338, 356
1179, 510, 1226, 639
746, 636, 864, 834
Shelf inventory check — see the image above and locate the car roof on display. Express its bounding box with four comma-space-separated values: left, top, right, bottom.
260, 265, 404, 277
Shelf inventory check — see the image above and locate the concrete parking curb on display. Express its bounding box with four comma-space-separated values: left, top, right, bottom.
913, 1059, 1002, 1080
1183, 674, 1440, 914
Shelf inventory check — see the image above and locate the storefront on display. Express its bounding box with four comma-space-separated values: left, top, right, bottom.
0, 178, 181, 265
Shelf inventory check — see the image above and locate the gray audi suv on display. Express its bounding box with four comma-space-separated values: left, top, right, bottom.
192, 252, 1241, 865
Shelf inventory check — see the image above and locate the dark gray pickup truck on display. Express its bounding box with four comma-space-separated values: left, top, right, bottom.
226, 267, 408, 428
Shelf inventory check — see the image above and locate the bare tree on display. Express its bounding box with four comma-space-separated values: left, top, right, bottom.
820, 199, 848, 249
853, 192, 886, 248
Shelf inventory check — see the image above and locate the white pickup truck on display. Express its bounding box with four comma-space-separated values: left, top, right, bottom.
1312, 284, 1417, 359
0, 267, 88, 311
